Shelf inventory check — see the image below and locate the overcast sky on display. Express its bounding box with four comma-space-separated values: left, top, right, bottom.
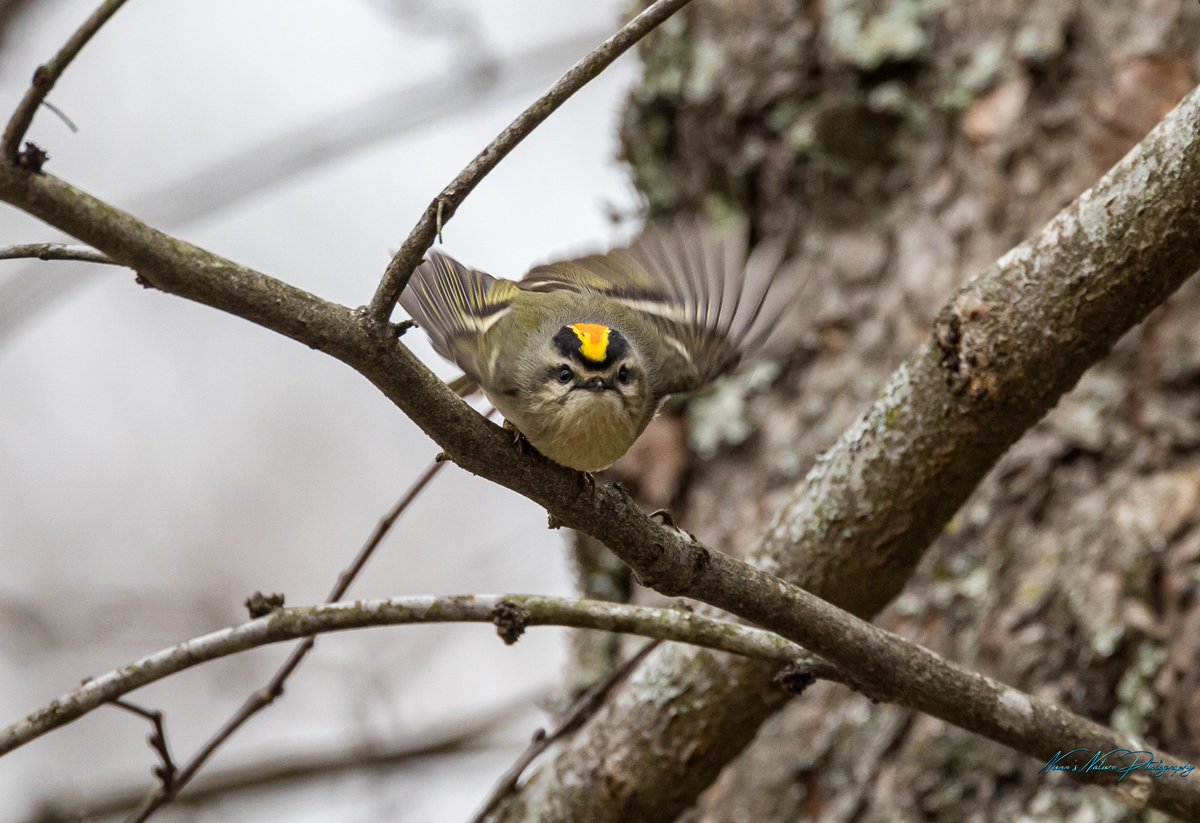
0, 2, 639, 819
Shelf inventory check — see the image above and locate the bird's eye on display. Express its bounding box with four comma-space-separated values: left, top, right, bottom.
617, 365, 630, 384
557, 366, 573, 384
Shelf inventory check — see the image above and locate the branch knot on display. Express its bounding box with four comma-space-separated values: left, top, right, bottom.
773, 661, 818, 696
491, 599, 531, 645
244, 591, 286, 619
16, 141, 48, 172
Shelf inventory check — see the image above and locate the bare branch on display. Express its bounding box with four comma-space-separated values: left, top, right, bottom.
488, 79, 1200, 823
325, 455, 451, 602
2, 35, 1200, 823
0, 242, 116, 265
37, 100, 79, 134
12, 581, 1200, 818
1, 0, 131, 163
123, 449, 461, 821
469, 640, 661, 823
0, 594, 830, 756
366, 0, 697, 321
110, 699, 176, 795
0, 28, 605, 347
33, 695, 536, 821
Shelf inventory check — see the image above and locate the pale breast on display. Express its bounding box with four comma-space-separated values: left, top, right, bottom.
487, 389, 645, 472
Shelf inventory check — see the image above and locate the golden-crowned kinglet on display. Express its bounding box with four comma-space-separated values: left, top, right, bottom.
401, 220, 798, 472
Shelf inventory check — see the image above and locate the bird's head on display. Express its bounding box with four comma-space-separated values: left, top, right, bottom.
540, 321, 644, 407
507, 321, 653, 467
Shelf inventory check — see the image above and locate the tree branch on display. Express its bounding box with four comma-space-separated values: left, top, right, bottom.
123, 450, 459, 821
366, 0, 697, 321
32, 696, 534, 821
1, 0, 131, 163
9, 580, 1200, 819
2, 32, 1200, 823
109, 699, 176, 795
0, 594, 831, 755
0, 27, 606, 346
0, 242, 115, 264
469, 640, 662, 823
491, 84, 1200, 823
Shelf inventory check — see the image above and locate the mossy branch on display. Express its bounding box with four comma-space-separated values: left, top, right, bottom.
2, 15, 1200, 823
0, 594, 832, 756
492, 76, 1200, 823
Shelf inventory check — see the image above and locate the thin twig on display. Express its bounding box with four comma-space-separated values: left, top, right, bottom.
3, 32, 1200, 823
367, 0, 697, 321
121, 445, 465, 822
1, 596, 830, 756
34, 693, 540, 822
0, 242, 116, 265
468, 640, 662, 823
1, 0, 131, 162
39, 101, 79, 134
0, 28, 605, 348
110, 699, 176, 794
563, 531, 633, 697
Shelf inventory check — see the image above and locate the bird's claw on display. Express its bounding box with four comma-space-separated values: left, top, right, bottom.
503, 420, 530, 454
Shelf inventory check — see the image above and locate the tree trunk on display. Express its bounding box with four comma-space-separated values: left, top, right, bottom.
496, 0, 1200, 820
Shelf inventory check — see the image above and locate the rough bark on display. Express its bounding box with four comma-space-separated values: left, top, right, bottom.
15, 86, 1200, 815
498, 1, 1200, 820
2, 594, 833, 756
7, 77, 1200, 817
5, 1, 1200, 819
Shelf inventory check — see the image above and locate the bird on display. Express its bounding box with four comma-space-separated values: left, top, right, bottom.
399, 219, 799, 472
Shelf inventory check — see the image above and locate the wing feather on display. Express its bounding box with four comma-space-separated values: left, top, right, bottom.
399, 252, 518, 384
519, 219, 799, 394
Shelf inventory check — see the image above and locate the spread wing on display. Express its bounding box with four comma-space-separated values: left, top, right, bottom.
520, 219, 798, 395
399, 252, 518, 393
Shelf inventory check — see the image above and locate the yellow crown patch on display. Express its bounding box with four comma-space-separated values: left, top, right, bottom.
569, 323, 610, 363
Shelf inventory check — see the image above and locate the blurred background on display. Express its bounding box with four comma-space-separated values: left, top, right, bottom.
0, 1, 641, 820
7, 1, 1200, 822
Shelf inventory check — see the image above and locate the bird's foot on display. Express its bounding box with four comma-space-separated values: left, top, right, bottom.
503, 420, 531, 455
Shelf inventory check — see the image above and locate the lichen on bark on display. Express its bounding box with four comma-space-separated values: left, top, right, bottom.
501, 0, 1200, 820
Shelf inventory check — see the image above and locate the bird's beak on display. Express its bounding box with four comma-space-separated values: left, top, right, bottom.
581, 377, 612, 392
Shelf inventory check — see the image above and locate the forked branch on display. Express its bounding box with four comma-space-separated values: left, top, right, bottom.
1, 594, 832, 755
1, 0, 131, 162
3, 2, 1200, 820
124, 454, 455, 821
367, 0, 697, 321
3, 80, 1200, 818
